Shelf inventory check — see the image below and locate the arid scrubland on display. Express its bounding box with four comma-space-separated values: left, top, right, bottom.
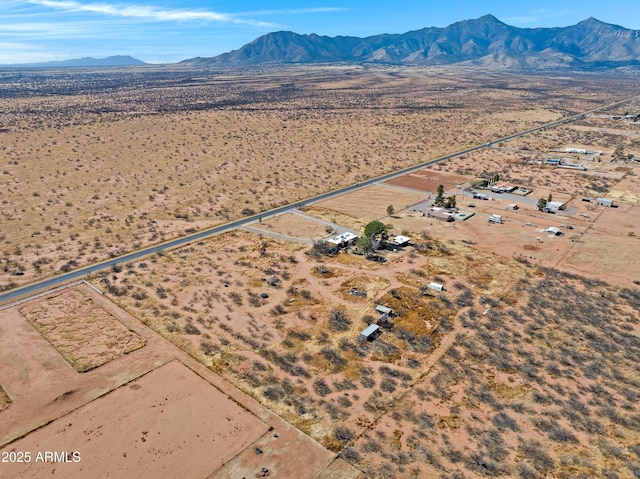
99, 225, 640, 478
1, 66, 638, 288
2, 65, 640, 479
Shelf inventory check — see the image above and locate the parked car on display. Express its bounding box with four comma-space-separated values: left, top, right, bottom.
366, 255, 387, 263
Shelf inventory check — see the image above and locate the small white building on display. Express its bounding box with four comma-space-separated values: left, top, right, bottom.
546, 227, 563, 236
488, 214, 504, 224
327, 232, 358, 247
375, 304, 393, 315
547, 201, 566, 212
596, 198, 614, 207
429, 282, 445, 292
392, 235, 411, 246
359, 324, 380, 342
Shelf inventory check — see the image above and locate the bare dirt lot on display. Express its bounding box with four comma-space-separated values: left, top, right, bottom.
384, 169, 468, 193
0, 283, 350, 479
315, 184, 426, 221
0, 360, 267, 479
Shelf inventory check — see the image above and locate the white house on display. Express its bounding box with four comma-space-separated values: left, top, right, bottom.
547, 201, 566, 212
327, 232, 358, 247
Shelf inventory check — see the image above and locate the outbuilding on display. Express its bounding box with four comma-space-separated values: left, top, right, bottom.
546, 227, 563, 236
327, 232, 358, 248
427, 209, 455, 222
392, 235, 411, 246
429, 282, 445, 292
359, 324, 380, 342
375, 304, 393, 315
596, 198, 614, 207
547, 201, 566, 212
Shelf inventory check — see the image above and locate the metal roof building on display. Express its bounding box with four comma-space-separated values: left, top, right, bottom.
359, 324, 380, 342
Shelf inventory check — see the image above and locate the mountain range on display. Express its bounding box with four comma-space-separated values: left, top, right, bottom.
184, 15, 640, 70
1, 55, 146, 68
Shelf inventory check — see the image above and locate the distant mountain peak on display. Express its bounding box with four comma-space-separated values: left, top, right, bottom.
2, 55, 147, 68
182, 15, 640, 70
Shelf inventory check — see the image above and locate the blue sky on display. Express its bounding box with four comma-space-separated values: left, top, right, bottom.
1, 0, 639, 64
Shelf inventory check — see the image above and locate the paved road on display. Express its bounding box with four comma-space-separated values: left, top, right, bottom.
1, 94, 638, 305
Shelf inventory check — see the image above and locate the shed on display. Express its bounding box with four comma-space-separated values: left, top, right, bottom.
596, 198, 614, 207
327, 232, 358, 247
429, 282, 445, 292
359, 324, 380, 342
392, 235, 411, 246
546, 158, 560, 166
546, 227, 563, 236
547, 201, 566, 212
377, 313, 393, 328
375, 304, 393, 315
427, 209, 455, 222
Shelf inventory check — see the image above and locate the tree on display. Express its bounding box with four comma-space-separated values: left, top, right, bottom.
547, 193, 553, 203
537, 198, 548, 211
387, 204, 395, 216
363, 220, 388, 251
492, 173, 500, 183
364, 220, 388, 240
356, 236, 373, 256
434, 184, 445, 206
444, 196, 457, 209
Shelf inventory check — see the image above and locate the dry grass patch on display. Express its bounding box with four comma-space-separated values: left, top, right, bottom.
0, 386, 11, 411
19, 290, 145, 372
338, 276, 391, 301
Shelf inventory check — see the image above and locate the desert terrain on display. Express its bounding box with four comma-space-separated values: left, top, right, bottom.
1, 66, 637, 289
1, 65, 640, 478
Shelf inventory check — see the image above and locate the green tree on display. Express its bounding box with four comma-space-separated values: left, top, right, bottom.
434, 184, 445, 206
537, 198, 548, 211
387, 204, 395, 216
547, 193, 553, 203
444, 196, 457, 209
363, 220, 388, 251
356, 236, 373, 256
492, 173, 500, 183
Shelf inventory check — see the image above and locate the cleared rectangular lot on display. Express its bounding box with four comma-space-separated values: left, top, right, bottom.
0, 360, 267, 479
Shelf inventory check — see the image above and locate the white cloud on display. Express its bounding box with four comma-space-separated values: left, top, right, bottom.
0, 42, 63, 63
503, 9, 573, 26
27, 0, 276, 27
236, 7, 346, 16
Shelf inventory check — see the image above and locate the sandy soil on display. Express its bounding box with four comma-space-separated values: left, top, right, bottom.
250, 212, 333, 241
314, 184, 427, 221
0, 283, 346, 479
384, 170, 468, 193
0, 360, 267, 479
